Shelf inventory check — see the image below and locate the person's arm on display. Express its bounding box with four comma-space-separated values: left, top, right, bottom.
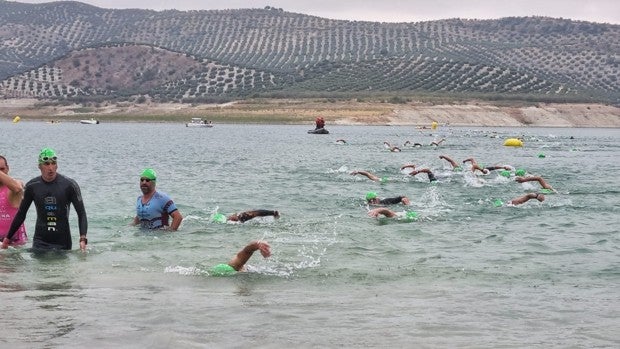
400, 164, 416, 170
516, 176, 554, 190
227, 241, 271, 271
0, 171, 23, 200
471, 164, 489, 174
462, 157, 476, 165
350, 171, 380, 182
168, 210, 183, 231
510, 193, 545, 205
367, 207, 397, 218
69, 179, 88, 251
1, 184, 33, 248
439, 155, 458, 168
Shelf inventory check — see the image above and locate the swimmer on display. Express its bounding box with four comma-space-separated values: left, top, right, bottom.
438, 155, 462, 171
383, 141, 401, 152
210, 240, 271, 276
462, 157, 489, 174
350, 170, 387, 183
515, 175, 556, 192
407, 168, 437, 182
365, 192, 410, 206
367, 207, 418, 221
510, 192, 545, 205
404, 140, 422, 147
430, 138, 446, 146
335, 139, 347, 144
214, 209, 280, 223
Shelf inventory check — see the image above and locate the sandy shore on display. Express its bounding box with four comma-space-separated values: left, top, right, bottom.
2, 98, 619, 127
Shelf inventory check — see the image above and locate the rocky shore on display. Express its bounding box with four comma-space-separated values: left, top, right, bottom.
2, 98, 619, 127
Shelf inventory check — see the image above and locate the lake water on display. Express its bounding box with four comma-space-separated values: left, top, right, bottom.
1, 120, 619, 348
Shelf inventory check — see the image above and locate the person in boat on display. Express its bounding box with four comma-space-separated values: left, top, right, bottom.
133, 168, 183, 231
0, 155, 27, 246
515, 175, 556, 192
365, 192, 410, 206
315, 116, 325, 130
1, 148, 87, 252
210, 240, 272, 276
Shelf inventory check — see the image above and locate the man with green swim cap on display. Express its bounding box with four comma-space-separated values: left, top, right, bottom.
365, 192, 411, 206
133, 168, 184, 231
210, 240, 271, 276
2, 147, 89, 252
366, 207, 419, 221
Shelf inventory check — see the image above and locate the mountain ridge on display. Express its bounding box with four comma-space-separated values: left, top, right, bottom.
0, 1, 618, 104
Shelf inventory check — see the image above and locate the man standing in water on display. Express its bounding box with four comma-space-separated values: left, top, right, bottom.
133, 168, 183, 231
0, 155, 27, 246
1, 148, 88, 251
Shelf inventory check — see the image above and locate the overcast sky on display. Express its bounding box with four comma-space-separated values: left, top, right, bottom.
14, 0, 620, 24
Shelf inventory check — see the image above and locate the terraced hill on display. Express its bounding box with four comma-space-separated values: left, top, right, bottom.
0, 1, 618, 104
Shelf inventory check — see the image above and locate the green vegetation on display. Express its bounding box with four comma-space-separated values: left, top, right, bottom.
0, 3, 618, 104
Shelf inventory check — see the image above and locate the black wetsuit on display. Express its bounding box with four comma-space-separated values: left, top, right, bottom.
379, 196, 407, 205
6, 174, 87, 250
237, 209, 277, 223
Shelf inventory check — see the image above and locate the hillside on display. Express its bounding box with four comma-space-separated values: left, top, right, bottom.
0, 1, 619, 104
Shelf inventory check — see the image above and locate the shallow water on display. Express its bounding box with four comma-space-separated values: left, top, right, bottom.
1, 121, 619, 348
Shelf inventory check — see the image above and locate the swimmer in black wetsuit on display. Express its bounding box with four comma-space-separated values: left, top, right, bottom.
1, 148, 88, 251
365, 192, 410, 206
408, 168, 437, 182
227, 209, 280, 223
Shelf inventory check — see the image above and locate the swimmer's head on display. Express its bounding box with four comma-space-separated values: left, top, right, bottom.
140, 168, 157, 181
380, 176, 388, 184
211, 213, 227, 223
493, 199, 504, 207
366, 192, 378, 201
515, 169, 526, 177
537, 153, 546, 158
405, 211, 418, 222
210, 263, 236, 276
500, 170, 511, 178
38, 147, 57, 164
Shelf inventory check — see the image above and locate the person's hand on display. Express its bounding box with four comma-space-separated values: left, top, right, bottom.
256, 241, 271, 258
1, 237, 9, 249
80, 240, 87, 252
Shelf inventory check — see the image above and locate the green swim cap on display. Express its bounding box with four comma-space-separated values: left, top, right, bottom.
453, 166, 462, 172
493, 199, 504, 207
540, 188, 553, 194
212, 213, 227, 223
405, 211, 418, 222
140, 168, 157, 180
210, 263, 236, 276
537, 153, 546, 158
38, 147, 57, 163
500, 170, 511, 178
380, 176, 388, 184
366, 192, 378, 201
515, 169, 526, 176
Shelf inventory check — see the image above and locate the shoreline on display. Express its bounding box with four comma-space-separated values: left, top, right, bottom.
2, 98, 619, 127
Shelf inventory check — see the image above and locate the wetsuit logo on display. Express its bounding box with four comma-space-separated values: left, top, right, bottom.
45, 196, 57, 232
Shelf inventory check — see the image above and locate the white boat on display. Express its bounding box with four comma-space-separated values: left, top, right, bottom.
186, 118, 213, 128
80, 118, 100, 124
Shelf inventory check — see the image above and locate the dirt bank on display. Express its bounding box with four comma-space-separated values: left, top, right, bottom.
2, 98, 619, 127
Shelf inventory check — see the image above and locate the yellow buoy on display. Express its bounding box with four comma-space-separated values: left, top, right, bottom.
503, 138, 523, 147
431, 121, 438, 130
13, 116, 21, 123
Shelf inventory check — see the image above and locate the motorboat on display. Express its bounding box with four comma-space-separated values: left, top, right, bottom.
80, 118, 100, 124
186, 118, 214, 128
